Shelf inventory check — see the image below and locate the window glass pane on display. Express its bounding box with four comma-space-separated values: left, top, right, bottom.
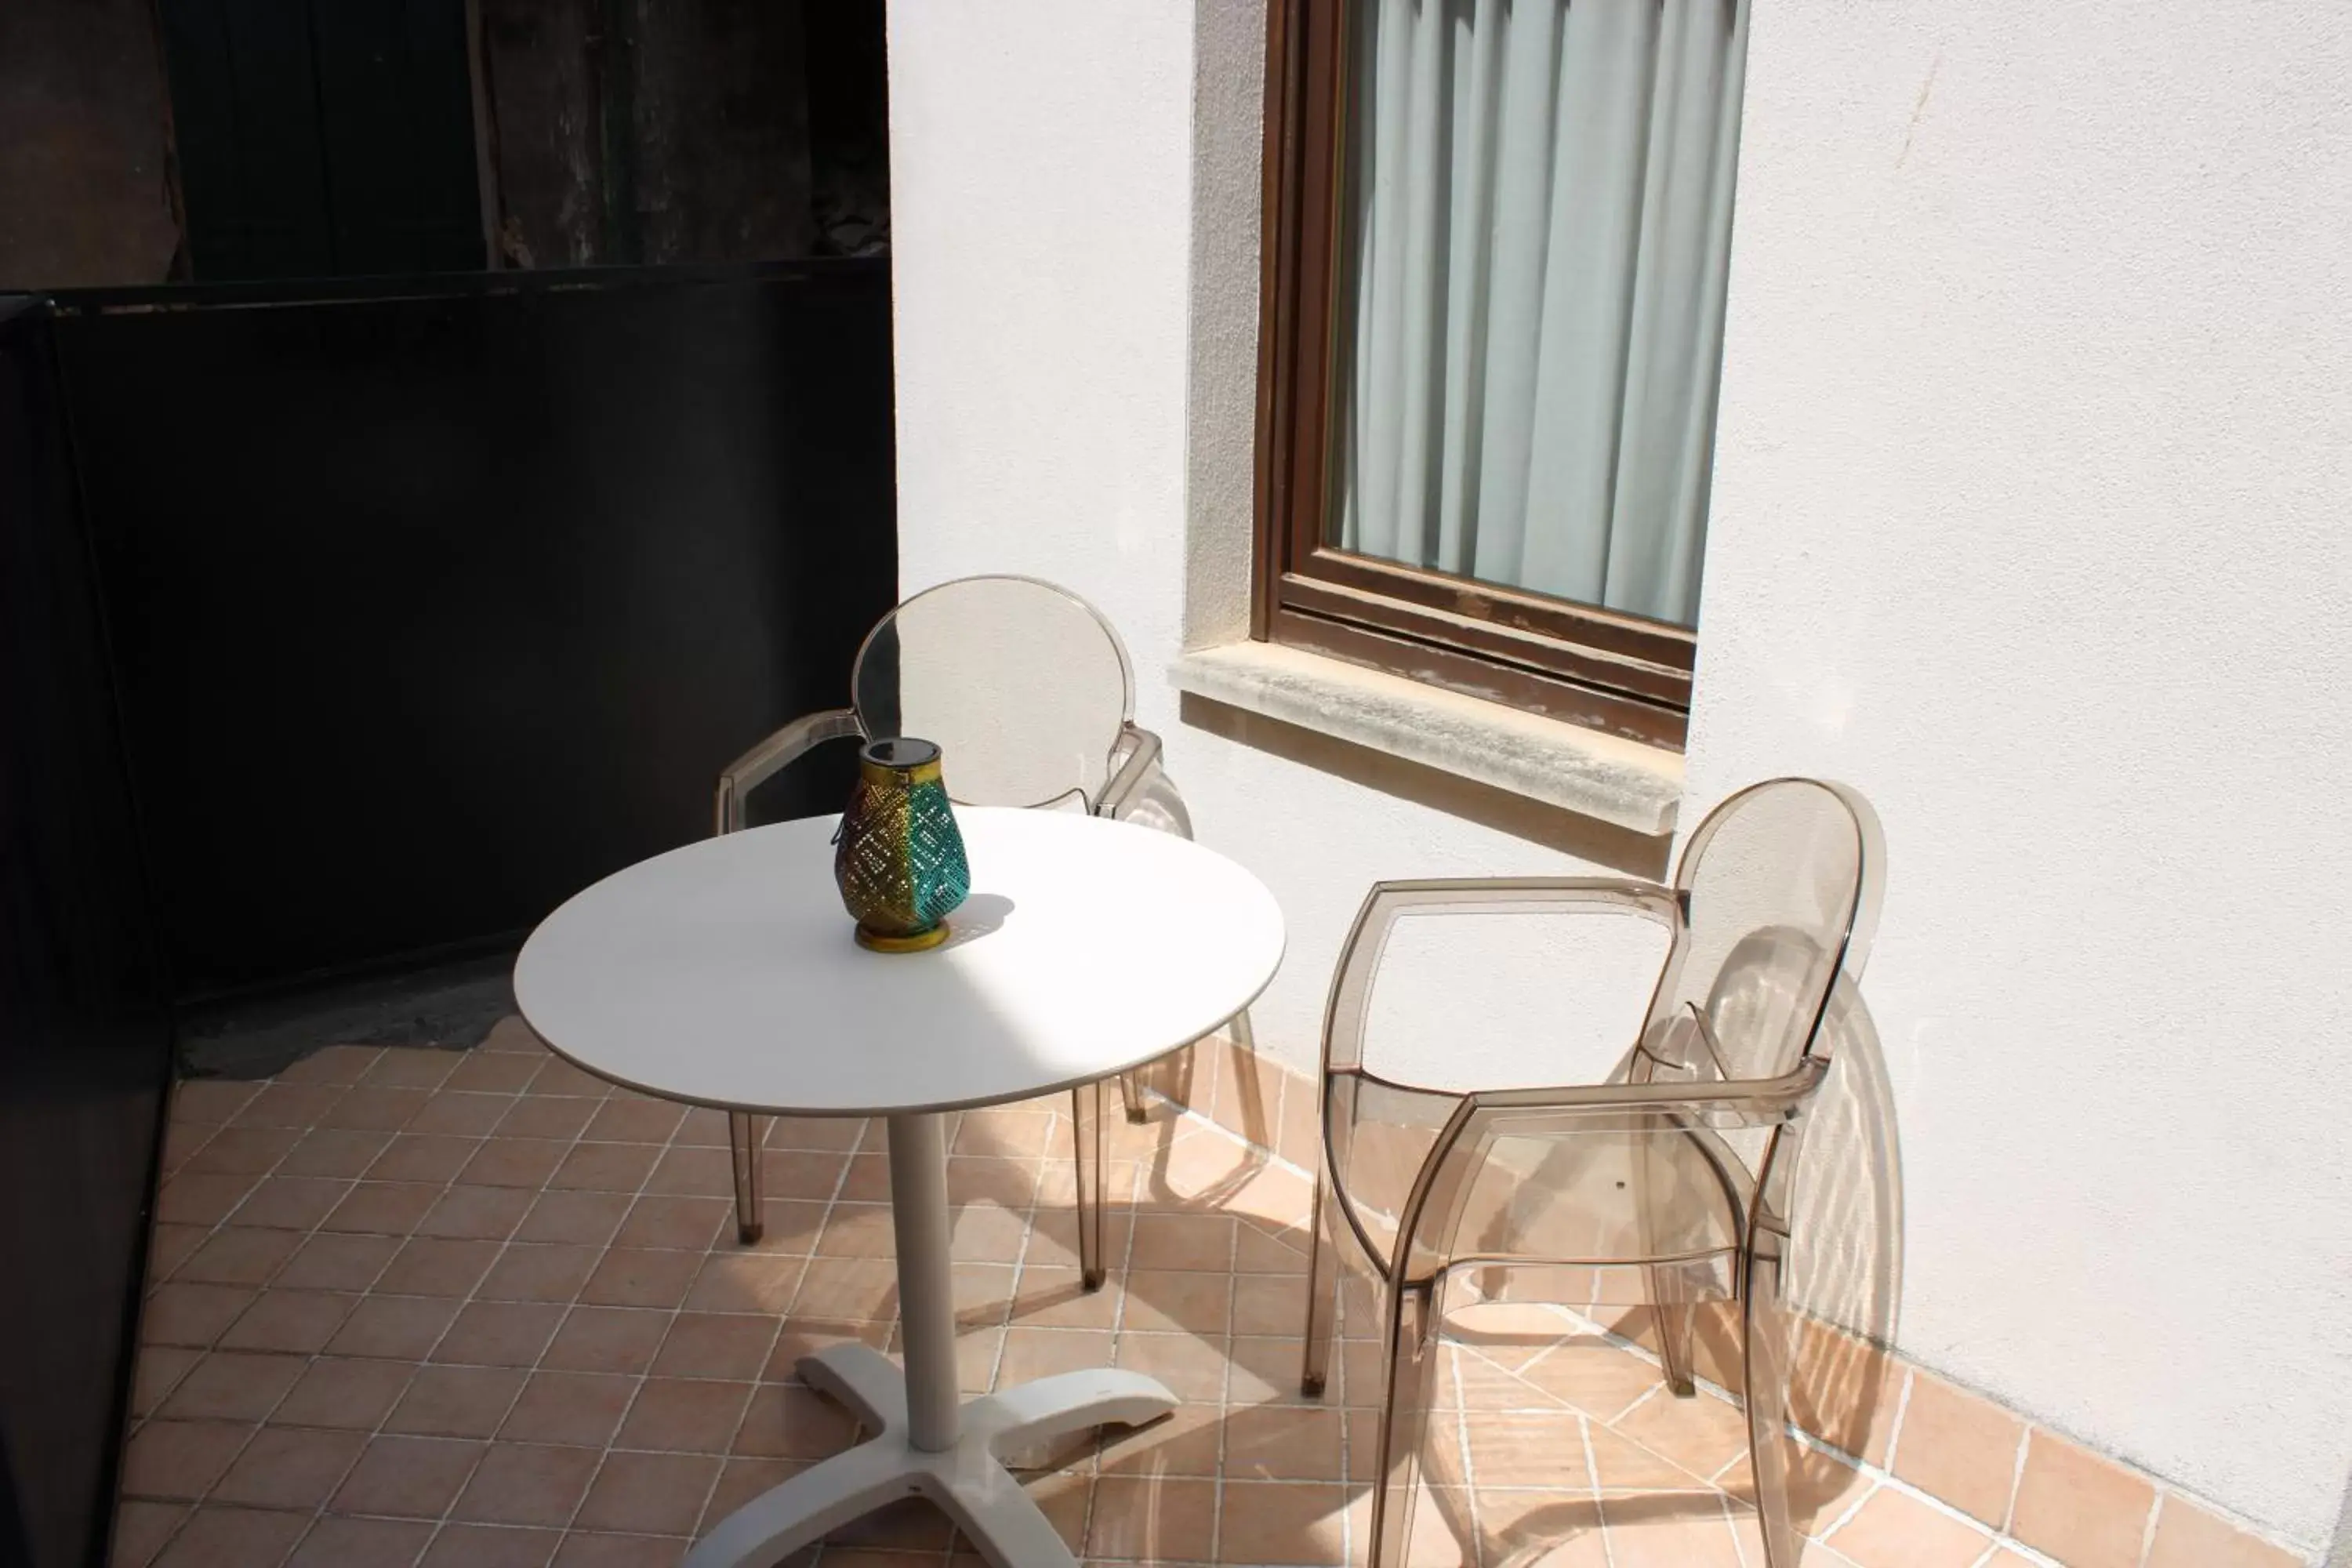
1327, 0, 1749, 629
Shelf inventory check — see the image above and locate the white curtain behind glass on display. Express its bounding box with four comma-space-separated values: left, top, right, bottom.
1334, 0, 1749, 628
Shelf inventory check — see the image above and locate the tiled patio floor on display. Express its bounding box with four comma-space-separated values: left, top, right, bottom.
122, 1022, 2009, 1568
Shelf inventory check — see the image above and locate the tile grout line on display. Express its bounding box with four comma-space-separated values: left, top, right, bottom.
415, 1048, 670, 1563
140, 1052, 397, 1565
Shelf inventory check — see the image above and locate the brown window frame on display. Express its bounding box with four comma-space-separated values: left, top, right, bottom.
1251, 0, 1696, 753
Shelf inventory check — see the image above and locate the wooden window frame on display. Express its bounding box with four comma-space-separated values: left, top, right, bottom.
1251, 0, 1695, 752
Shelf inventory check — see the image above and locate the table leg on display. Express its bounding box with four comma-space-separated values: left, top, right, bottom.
685, 1111, 1178, 1568
886, 1111, 961, 1451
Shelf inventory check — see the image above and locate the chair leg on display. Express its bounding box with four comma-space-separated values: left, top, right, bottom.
1070, 1078, 1106, 1290
1652, 1287, 1699, 1399
728, 1112, 765, 1245
1366, 1279, 1442, 1568
1744, 1222, 1799, 1568
1300, 1168, 1339, 1396
1116, 1069, 1149, 1124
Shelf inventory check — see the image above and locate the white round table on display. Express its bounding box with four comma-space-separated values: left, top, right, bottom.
514, 808, 1284, 1568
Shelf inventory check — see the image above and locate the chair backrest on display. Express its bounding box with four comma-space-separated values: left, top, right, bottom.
1640, 778, 1886, 1084
851, 575, 1135, 810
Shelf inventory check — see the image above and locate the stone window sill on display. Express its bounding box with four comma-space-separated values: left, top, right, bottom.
1169, 640, 1684, 837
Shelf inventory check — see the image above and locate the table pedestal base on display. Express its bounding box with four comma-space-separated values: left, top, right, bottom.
684, 1343, 1177, 1568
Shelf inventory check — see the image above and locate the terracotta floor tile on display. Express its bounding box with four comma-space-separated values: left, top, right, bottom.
528, 1060, 614, 1098
994, 1327, 1113, 1386
1120, 1270, 1234, 1336
284, 1515, 437, 1568
274, 1232, 401, 1292
497, 1096, 602, 1142
271, 1356, 418, 1430
230, 1083, 345, 1130
581, 1249, 704, 1310
1462, 1409, 1590, 1490
651, 1314, 779, 1381
759, 1150, 849, 1201
1096, 1400, 1225, 1479
500, 1370, 642, 1448
417, 1185, 536, 1241
445, 1051, 546, 1094
612, 1196, 737, 1252
792, 1258, 900, 1322
209, 1425, 367, 1508
549, 1143, 663, 1195
1220, 1404, 1345, 1482
731, 1383, 855, 1461
278, 1128, 396, 1178
433, 1301, 569, 1367
2009, 1432, 2158, 1568
482, 1243, 604, 1304
573, 1450, 722, 1535
762, 1115, 864, 1152
330, 1435, 488, 1518
684, 1254, 807, 1315
412, 1093, 521, 1138
387, 1363, 531, 1438
1475, 1489, 1610, 1566
616, 1378, 756, 1454
1596, 1498, 1748, 1568
321, 1085, 433, 1133
326, 1294, 464, 1359
143, 1283, 261, 1350
219, 1289, 359, 1354
1112, 1332, 1231, 1403
172, 1080, 264, 1123
148, 1504, 308, 1567
584, 1098, 687, 1145
1888, 1371, 2026, 1530
145, 1224, 209, 1283
1090, 1475, 1217, 1560
1609, 1387, 1752, 1484
815, 1204, 898, 1259
156, 1173, 260, 1228
156, 1351, 307, 1423
178, 1126, 301, 1176
132, 1346, 203, 1418
1231, 1272, 1306, 1338
1216, 1479, 1350, 1565
324, 1181, 447, 1236
360, 1047, 463, 1090
234, 1173, 357, 1230
121, 1420, 252, 1501
451, 1443, 604, 1527
1225, 1334, 1325, 1406
420, 1523, 564, 1567
368, 1133, 488, 1185
461, 1138, 575, 1190
835, 1153, 891, 1203
1127, 1212, 1237, 1272
519, 1191, 637, 1248
702, 1457, 805, 1530
2144, 1495, 2305, 1568
644, 1148, 735, 1199
542, 1308, 673, 1375
550, 1533, 690, 1567
1826, 1484, 1994, 1568
109, 1500, 187, 1568
378, 1236, 506, 1298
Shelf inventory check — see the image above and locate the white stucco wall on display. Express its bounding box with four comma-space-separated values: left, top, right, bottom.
885, 0, 2352, 1551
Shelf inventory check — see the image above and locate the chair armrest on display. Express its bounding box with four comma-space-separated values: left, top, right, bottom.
713, 709, 861, 835
1465, 1055, 1830, 1130
1319, 877, 1684, 1079
1097, 723, 1165, 822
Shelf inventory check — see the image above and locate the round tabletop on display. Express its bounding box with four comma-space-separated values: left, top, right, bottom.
513, 808, 1286, 1117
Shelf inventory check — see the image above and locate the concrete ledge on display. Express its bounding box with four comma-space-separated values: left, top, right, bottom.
1170, 640, 1683, 837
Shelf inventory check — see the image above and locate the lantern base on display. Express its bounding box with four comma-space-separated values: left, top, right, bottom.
854, 920, 951, 953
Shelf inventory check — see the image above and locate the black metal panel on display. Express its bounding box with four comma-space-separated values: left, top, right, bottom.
0, 298, 174, 1568
49, 262, 895, 1004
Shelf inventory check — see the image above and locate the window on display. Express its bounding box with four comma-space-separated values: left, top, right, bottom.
1254, 0, 1750, 751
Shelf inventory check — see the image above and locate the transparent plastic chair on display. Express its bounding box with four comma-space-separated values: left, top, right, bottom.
713, 575, 1258, 1287
1300, 779, 1886, 1568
